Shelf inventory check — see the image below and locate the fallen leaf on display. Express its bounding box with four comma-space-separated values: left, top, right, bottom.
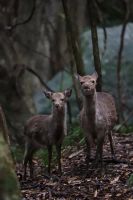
110, 176, 120, 184
68, 149, 83, 159
94, 189, 98, 198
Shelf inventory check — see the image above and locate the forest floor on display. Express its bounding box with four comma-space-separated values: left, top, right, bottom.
17, 133, 133, 200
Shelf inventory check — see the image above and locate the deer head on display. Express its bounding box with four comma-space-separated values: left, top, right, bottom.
43, 89, 72, 111
75, 72, 98, 96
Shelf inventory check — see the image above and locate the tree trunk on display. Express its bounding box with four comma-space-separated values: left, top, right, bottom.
0, 106, 21, 200
61, 0, 83, 110
61, 0, 85, 76
87, 0, 102, 92
116, 0, 130, 123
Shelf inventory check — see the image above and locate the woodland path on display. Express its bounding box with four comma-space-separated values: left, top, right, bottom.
17, 133, 133, 199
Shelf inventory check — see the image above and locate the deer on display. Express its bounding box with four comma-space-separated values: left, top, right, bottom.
23, 88, 72, 179
76, 72, 117, 167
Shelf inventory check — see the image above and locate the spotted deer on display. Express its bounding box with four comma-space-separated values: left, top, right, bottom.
23, 89, 72, 179
76, 72, 117, 166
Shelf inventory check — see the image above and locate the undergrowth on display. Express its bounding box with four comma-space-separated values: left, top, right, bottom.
114, 124, 133, 135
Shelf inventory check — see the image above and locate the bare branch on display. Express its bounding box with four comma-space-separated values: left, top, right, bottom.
17, 39, 53, 60
26, 66, 53, 92
6, 0, 36, 30
12, 64, 53, 94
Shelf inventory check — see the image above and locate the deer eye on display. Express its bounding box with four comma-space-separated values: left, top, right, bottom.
80, 81, 84, 85
91, 80, 95, 84
52, 99, 55, 102
61, 98, 64, 101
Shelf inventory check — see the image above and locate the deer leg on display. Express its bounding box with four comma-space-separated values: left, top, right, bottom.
23, 143, 35, 180
23, 154, 28, 180
94, 138, 104, 167
47, 145, 52, 175
28, 149, 37, 179
56, 144, 62, 175
108, 131, 115, 160
23, 142, 29, 179
85, 137, 91, 168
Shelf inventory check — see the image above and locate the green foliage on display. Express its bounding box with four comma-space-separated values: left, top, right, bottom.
0, 167, 19, 196
114, 125, 133, 134
11, 146, 24, 163
127, 173, 133, 186
0, 132, 21, 199
63, 123, 84, 146
36, 149, 49, 165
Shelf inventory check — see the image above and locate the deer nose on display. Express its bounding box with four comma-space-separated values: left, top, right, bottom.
84, 85, 90, 90
55, 104, 59, 108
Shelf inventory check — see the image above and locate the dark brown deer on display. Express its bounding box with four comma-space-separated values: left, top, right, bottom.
76, 72, 117, 166
23, 89, 72, 179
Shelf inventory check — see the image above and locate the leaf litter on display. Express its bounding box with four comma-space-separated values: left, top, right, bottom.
17, 133, 133, 199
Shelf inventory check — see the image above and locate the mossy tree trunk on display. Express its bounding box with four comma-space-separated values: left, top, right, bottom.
0, 106, 21, 200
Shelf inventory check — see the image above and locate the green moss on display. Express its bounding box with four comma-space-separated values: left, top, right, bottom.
0, 132, 21, 199
127, 173, 133, 186
114, 125, 133, 135
11, 146, 24, 163
0, 168, 19, 195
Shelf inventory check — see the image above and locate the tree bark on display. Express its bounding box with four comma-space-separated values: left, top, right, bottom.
116, 0, 130, 123
87, 0, 102, 92
0, 106, 21, 200
61, 0, 85, 76
61, 0, 83, 110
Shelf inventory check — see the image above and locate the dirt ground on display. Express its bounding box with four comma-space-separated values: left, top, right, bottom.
18, 133, 133, 199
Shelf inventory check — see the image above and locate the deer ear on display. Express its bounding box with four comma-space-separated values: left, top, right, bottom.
43, 90, 53, 99
91, 71, 98, 80
64, 88, 72, 98
74, 74, 82, 81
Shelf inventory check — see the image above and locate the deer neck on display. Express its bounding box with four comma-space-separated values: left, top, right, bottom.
83, 90, 97, 120
51, 104, 67, 135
